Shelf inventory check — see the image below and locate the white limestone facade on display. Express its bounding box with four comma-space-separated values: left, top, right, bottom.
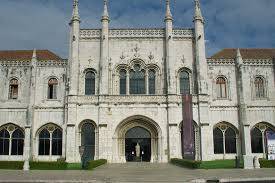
0, 0, 274, 167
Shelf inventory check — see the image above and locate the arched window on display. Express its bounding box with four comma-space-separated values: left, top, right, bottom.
225, 128, 236, 153
119, 69, 127, 95
81, 123, 96, 161
11, 129, 24, 155
0, 129, 10, 155
38, 125, 62, 156
216, 77, 227, 99
0, 124, 24, 156
48, 78, 58, 99
52, 129, 62, 155
9, 79, 19, 99
213, 128, 223, 154
255, 77, 265, 98
130, 64, 145, 94
213, 124, 237, 154
251, 127, 263, 153
39, 129, 50, 155
251, 123, 275, 154
85, 71, 96, 95
179, 70, 190, 95
148, 69, 156, 95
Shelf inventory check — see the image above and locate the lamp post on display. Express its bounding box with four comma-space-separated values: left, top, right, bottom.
79, 146, 85, 169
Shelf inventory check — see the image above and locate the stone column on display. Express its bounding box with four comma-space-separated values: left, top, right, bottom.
23, 126, 31, 170
200, 123, 212, 161
66, 124, 76, 163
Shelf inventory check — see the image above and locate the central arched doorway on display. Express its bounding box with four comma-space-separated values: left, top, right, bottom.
114, 116, 160, 163
125, 126, 151, 162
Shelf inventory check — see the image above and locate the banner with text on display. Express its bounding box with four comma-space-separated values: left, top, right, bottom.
267, 130, 275, 160
182, 94, 195, 160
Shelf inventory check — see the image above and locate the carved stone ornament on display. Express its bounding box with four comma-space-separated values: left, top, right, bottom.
133, 44, 140, 58
181, 55, 186, 64
120, 52, 126, 60
148, 52, 154, 61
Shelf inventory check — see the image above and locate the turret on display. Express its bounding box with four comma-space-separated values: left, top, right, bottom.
99, 0, 110, 95
68, 0, 80, 95
193, 0, 208, 95
164, 0, 175, 94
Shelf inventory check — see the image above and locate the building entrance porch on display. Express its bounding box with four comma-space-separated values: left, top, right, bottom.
114, 116, 161, 163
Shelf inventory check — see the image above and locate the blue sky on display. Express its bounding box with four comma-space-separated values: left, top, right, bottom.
0, 0, 274, 58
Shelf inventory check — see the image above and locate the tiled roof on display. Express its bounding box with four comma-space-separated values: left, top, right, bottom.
0, 50, 62, 61
210, 48, 275, 59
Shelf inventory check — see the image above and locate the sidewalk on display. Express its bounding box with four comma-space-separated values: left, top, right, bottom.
0, 163, 275, 183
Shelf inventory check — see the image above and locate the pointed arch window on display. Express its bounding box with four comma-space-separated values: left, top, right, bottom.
251, 123, 275, 154
85, 71, 96, 95
130, 64, 145, 94
213, 124, 237, 154
148, 69, 156, 95
11, 129, 24, 155
38, 125, 62, 156
48, 78, 58, 99
0, 125, 24, 156
9, 79, 19, 99
52, 129, 62, 155
0, 129, 10, 155
179, 70, 190, 94
119, 69, 127, 95
255, 77, 265, 98
216, 77, 227, 99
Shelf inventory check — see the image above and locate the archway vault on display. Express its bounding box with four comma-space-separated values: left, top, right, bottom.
114, 115, 161, 163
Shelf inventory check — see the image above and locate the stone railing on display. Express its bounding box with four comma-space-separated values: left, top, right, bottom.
68, 95, 199, 105
80, 28, 194, 40
0, 60, 31, 67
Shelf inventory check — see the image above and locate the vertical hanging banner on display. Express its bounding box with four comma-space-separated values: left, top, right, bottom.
266, 131, 275, 160
182, 94, 195, 160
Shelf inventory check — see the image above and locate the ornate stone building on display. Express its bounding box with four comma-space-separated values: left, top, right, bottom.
0, 0, 274, 169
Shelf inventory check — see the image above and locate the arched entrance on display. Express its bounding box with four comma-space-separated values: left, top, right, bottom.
81, 122, 95, 163
125, 126, 151, 162
114, 116, 160, 163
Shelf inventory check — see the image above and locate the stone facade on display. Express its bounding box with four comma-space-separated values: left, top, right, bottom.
0, 0, 275, 167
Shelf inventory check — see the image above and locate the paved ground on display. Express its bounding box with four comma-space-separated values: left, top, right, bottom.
0, 163, 275, 182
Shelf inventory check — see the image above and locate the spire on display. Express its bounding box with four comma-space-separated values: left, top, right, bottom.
165, 0, 173, 21
194, 0, 204, 23
101, 0, 109, 22
236, 48, 243, 65
71, 0, 80, 22
32, 49, 37, 59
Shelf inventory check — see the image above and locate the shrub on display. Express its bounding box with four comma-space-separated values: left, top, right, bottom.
87, 159, 107, 170
0, 161, 24, 169
259, 159, 275, 168
30, 161, 67, 170
170, 158, 201, 169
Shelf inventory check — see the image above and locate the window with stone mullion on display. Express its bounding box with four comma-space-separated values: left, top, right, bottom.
213, 128, 223, 154
0, 129, 10, 155
255, 77, 265, 98
251, 127, 263, 153
119, 69, 127, 95
11, 129, 24, 155
129, 67, 145, 95
180, 71, 190, 95
52, 129, 62, 156
148, 69, 156, 95
39, 129, 50, 155
225, 128, 236, 153
85, 71, 96, 95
